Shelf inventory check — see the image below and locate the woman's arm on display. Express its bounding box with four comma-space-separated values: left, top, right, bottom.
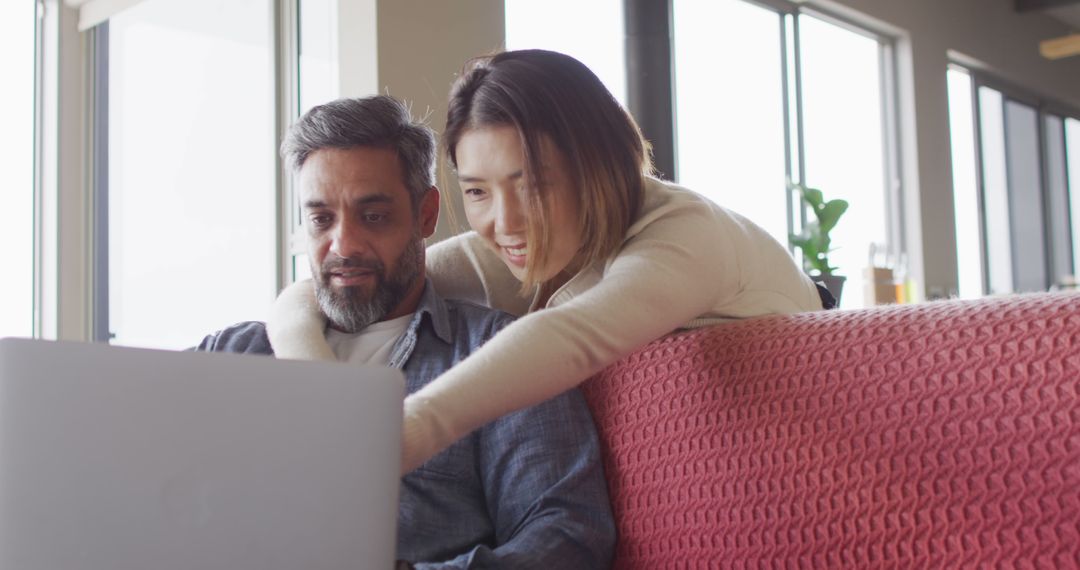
426, 233, 532, 317
401, 205, 734, 472
409, 389, 615, 569
266, 279, 335, 361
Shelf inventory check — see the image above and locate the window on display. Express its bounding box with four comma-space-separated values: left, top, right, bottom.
673, 0, 788, 243
673, 1, 899, 309
106, 0, 276, 349
946, 68, 983, 299
290, 0, 341, 284
798, 15, 891, 310
1002, 99, 1048, 293
505, 0, 627, 105
0, 0, 37, 339
978, 87, 1013, 294
1044, 114, 1077, 288
947, 67, 1080, 296
298, 0, 339, 117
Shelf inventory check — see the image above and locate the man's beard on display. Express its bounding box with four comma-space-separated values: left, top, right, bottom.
313, 234, 423, 333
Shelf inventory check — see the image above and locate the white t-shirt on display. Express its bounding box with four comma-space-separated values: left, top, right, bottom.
324, 313, 413, 366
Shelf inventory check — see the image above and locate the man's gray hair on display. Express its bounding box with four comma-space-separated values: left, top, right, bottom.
281, 95, 436, 206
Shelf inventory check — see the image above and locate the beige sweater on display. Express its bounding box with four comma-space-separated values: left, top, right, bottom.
269, 177, 822, 473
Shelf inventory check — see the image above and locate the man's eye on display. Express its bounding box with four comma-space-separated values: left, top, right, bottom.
309, 214, 332, 228
363, 212, 388, 223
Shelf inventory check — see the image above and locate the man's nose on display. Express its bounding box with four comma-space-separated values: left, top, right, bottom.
329, 217, 369, 259
494, 189, 527, 237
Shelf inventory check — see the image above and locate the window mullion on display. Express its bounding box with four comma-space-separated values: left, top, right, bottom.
970, 75, 990, 296
879, 41, 905, 279
1036, 107, 1053, 290
791, 12, 807, 231
91, 21, 109, 343
274, 0, 296, 292
1066, 122, 1079, 277
33, 1, 46, 338
779, 12, 795, 256
624, 0, 676, 180
39, 1, 95, 341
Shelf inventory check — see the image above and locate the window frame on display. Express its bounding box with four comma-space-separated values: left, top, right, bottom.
35, 0, 325, 342
32, 0, 46, 338
36, 0, 96, 342
276, 0, 299, 292
662, 0, 905, 281
953, 65, 1080, 294
0, 0, 47, 340
85, 0, 297, 343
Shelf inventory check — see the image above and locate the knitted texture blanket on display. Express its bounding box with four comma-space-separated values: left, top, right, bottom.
583, 292, 1080, 568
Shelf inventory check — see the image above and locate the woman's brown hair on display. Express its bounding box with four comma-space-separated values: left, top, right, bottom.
443, 49, 653, 290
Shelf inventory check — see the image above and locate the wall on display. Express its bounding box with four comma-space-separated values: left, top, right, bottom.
378, 0, 505, 242
338, 0, 505, 243
807, 0, 1080, 298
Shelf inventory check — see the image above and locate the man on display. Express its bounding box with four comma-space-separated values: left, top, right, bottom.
194, 96, 615, 569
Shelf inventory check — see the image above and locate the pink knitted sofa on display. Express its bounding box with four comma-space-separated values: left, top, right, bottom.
582, 292, 1080, 568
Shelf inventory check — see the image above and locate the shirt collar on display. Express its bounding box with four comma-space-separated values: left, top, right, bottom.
408, 277, 453, 345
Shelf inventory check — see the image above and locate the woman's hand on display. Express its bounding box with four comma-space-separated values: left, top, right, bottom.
266, 279, 335, 361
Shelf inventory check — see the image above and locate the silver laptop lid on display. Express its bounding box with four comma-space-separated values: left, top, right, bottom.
0, 337, 403, 570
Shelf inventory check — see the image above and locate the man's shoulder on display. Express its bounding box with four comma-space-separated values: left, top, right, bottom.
194, 321, 273, 355
434, 297, 514, 347
440, 298, 516, 334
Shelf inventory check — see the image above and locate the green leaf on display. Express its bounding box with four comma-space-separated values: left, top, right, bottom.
818, 199, 849, 234
788, 182, 847, 277
789, 235, 815, 254
806, 254, 829, 275
818, 234, 831, 253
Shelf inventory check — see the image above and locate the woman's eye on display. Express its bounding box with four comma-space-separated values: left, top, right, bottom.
463, 187, 486, 198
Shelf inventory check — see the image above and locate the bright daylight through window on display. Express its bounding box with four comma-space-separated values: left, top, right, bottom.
947, 68, 983, 300
108, 0, 276, 349
976, 86, 1013, 295
674, 0, 892, 309
0, 1, 36, 339
292, 0, 341, 284
948, 66, 1080, 298
674, 0, 788, 246
798, 15, 889, 310
505, 0, 627, 106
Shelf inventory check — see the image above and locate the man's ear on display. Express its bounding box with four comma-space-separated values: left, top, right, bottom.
419, 186, 439, 239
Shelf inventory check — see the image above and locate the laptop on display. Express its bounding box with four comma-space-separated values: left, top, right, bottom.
0, 337, 404, 570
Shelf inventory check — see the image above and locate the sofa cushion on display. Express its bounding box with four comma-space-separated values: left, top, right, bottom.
582, 292, 1080, 568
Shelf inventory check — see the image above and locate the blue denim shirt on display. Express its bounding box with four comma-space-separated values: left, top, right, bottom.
196, 281, 615, 569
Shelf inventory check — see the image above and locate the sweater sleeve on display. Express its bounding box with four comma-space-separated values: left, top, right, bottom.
426, 232, 532, 317
400, 202, 735, 472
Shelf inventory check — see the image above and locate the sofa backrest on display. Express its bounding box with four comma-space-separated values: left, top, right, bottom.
582, 292, 1080, 568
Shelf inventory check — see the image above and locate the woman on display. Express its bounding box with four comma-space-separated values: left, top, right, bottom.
274, 50, 823, 473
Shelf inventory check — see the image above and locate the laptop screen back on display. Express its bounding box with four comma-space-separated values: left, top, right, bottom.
0, 337, 402, 570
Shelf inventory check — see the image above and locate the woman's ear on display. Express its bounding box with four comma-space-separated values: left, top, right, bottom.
419, 186, 440, 239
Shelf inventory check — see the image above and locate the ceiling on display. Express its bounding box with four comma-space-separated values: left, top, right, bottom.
1045, 4, 1080, 28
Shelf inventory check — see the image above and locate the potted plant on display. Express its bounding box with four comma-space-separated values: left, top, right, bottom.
788, 182, 849, 305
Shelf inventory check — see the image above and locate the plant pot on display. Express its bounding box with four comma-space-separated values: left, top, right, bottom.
816, 274, 846, 307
